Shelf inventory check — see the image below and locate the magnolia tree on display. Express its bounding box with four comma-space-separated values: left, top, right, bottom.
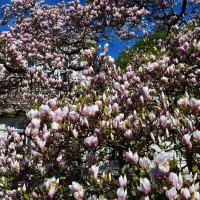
0, 0, 200, 199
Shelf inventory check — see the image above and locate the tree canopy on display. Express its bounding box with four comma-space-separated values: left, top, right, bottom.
0, 0, 200, 199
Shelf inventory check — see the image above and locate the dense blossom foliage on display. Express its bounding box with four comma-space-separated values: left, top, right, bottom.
0, 0, 200, 199
0, 0, 199, 109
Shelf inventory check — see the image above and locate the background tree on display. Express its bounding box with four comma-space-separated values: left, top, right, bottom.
0, 0, 199, 111
116, 29, 168, 69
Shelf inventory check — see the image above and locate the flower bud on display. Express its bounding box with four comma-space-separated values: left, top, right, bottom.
180, 188, 190, 200
125, 149, 138, 164
119, 175, 127, 188
137, 178, 151, 195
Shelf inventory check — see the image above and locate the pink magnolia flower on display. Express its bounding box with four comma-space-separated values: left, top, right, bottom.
89, 165, 99, 179
27, 109, 39, 119
80, 117, 89, 127
169, 172, 183, 189
117, 188, 127, 200
11, 160, 20, 172
158, 163, 170, 174
82, 49, 92, 58
125, 149, 138, 164
95, 100, 102, 108
161, 76, 168, 83
43, 130, 50, 142
159, 115, 167, 129
189, 183, 198, 194
81, 105, 88, 116
69, 182, 84, 200
69, 182, 82, 193
192, 192, 200, 200
42, 124, 48, 134
177, 98, 189, 107
84, 136, 98, 149
124, 129, 133, 140
68, 111, 79, 124
139, 95, 144, 104
142, 86, 150, 99
179, 35, 190, 44
137, 178, 151, 195
51, 122, 60, 130
180, 188, 190, 200
190, 98, 200, 110
62, 106, 69, 118
107, 56, 114, 64
74, 189, 84, 200
151, 152, 170, 179
139, 157, 151, 169
150, 133, 156, 143
45, 178, 59, 199
179, 46, 187, 55
52, 108, 63, 123
48, 98, 57, 110
31, 118, 41, 129
113, 114, 124, 128
166, 187, 177, 200
48, 185, 57, 199
149, 112, 156, 122
25, 126, 31, 136
154, 151, 168, 165
112, 103, 119, 111
37, 139, 46, 150
0, 191, 3, 198
182, 134, 192, 149
88, 105, 99, 115
31, 128, 39, 139
193, 130, 200, 143
39, 104, 51, 117
119, 175, 127, 188
113, 12, 122, 19
56, 154, 63, 162
72, 129, 79, 139
22, 184, 26, 192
